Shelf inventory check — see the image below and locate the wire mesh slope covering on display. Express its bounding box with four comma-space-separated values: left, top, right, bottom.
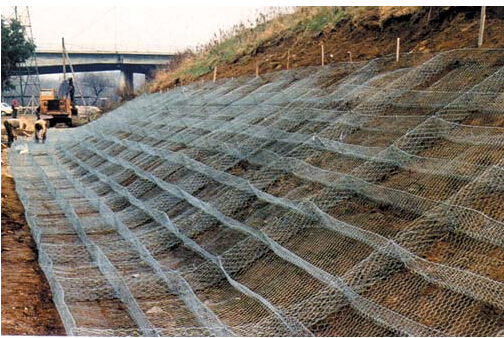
9, 49, 504, 336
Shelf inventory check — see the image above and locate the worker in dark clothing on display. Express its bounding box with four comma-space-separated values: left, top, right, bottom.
34, 119, 47, 143
4, 120, 15, 147
11, 99, 18, 118
68, 78, 75, 104
3, 119, 25, 147
35, 105, 41, 120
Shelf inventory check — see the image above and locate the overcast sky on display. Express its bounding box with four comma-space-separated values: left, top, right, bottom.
1, 6, 293, 53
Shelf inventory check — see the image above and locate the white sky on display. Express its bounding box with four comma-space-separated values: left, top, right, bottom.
1, 6, 294, 53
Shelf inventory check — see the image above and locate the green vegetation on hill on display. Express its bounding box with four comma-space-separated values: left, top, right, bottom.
151, 7, 373, 90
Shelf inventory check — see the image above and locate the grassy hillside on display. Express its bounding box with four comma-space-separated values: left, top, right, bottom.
149, 6, 504, 92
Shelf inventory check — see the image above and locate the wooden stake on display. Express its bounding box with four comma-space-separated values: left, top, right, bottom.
426, 6, 432, 26
396, 38, 400, 62
256, 63, 259, 77
347, 51, 352, 64
213, 66, 217, 82
287, 50, 290, 70
478, 6, 486, 48
321, 43, 325, 67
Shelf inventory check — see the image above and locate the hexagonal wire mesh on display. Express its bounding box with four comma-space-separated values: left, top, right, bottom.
9, 48, 504, 336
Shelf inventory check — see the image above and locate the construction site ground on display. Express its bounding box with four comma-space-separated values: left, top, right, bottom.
1, 154, 65, 335
1, 115, 64, 334
2, 114, 87, 335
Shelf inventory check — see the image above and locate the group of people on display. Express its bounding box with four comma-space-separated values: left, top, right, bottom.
3, 114, 47, 147
3, 78, 76, 147
4, 97, 48, 148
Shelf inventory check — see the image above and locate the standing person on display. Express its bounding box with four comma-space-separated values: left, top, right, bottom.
68, 78, 75, 104
11, 99, 18, 118
34, 119, 47, 143
35, 105, 41, 120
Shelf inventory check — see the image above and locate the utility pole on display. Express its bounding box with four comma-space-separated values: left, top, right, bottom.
478, 6, 486, 48
9, 6, 41, 109
61, 37, 87, 106
62, 37, 67, 80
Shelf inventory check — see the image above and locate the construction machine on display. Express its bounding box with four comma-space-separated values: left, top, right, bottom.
39, 88, 78, 127
38, 37, 86, 128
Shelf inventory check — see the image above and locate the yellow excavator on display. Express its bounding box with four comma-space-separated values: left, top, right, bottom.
39, 88, 78, 127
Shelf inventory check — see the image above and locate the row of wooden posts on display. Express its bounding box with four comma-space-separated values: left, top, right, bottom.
213, 6, 487, 82
212, 37, 399, 82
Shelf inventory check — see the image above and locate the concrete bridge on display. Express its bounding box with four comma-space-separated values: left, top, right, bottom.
24, 50, 174, 89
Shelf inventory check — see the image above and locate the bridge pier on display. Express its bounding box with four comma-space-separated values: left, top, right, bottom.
120, 70, 134, 92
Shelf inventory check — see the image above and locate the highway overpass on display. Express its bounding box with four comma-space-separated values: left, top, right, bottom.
23, 50, 175, 89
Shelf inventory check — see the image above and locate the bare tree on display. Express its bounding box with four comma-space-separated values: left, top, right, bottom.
80, 73, 114, 106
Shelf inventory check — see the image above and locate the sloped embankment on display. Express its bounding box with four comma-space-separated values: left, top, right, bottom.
150, 6, 504, 91
9, 48, 504, 336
